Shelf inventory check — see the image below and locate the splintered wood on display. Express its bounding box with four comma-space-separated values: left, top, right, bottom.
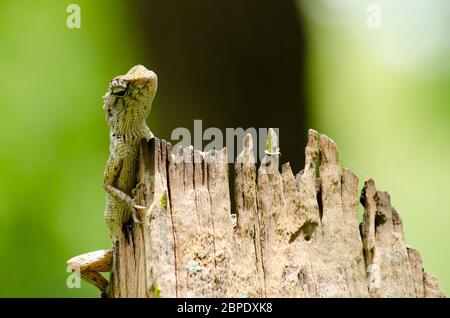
109, 129, 445, 298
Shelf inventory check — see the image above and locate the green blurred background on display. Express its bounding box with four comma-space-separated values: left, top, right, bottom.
0, 0, 448, 297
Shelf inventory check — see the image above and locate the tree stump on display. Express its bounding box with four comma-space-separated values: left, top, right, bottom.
107, 129, 444, 298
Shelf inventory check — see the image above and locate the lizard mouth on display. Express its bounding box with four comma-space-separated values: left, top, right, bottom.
126, 65, 157, 84
128, 69, 157, 95
132, 76, 154, 98
120, 73, 157, 113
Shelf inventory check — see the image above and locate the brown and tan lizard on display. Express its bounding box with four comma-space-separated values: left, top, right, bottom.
67, 65, 157, 296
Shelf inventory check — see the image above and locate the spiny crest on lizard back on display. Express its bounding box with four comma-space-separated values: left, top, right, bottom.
103, 65, 157, 134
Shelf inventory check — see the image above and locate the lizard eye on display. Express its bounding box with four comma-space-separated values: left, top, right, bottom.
109, 78, 128, 97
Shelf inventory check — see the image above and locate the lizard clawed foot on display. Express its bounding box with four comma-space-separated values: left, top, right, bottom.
132, 204, 147, 223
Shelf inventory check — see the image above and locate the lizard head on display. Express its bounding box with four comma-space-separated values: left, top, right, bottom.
103, 65, 157, 133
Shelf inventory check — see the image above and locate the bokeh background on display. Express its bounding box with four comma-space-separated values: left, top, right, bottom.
0, 0, 448, 297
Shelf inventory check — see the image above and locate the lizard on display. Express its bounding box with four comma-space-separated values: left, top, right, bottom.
67, 65, 157, 296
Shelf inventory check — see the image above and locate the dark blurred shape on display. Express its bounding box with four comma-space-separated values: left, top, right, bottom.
133, 0, 307, 173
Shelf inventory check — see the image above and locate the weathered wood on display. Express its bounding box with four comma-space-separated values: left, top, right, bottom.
233, 134, 264, 297
108, 129, 445, 298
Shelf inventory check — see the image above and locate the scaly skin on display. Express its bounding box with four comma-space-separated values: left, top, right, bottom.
67, 250, 113, 297
102, 65, 157, 240
66, 65, 157, 296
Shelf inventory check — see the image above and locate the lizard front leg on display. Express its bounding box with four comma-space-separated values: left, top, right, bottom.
67, 249, 113, 297
103, 157, 133, 206
103, 156, 145, 238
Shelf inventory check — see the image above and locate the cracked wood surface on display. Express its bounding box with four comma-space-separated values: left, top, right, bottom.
108, 130, 445, 298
